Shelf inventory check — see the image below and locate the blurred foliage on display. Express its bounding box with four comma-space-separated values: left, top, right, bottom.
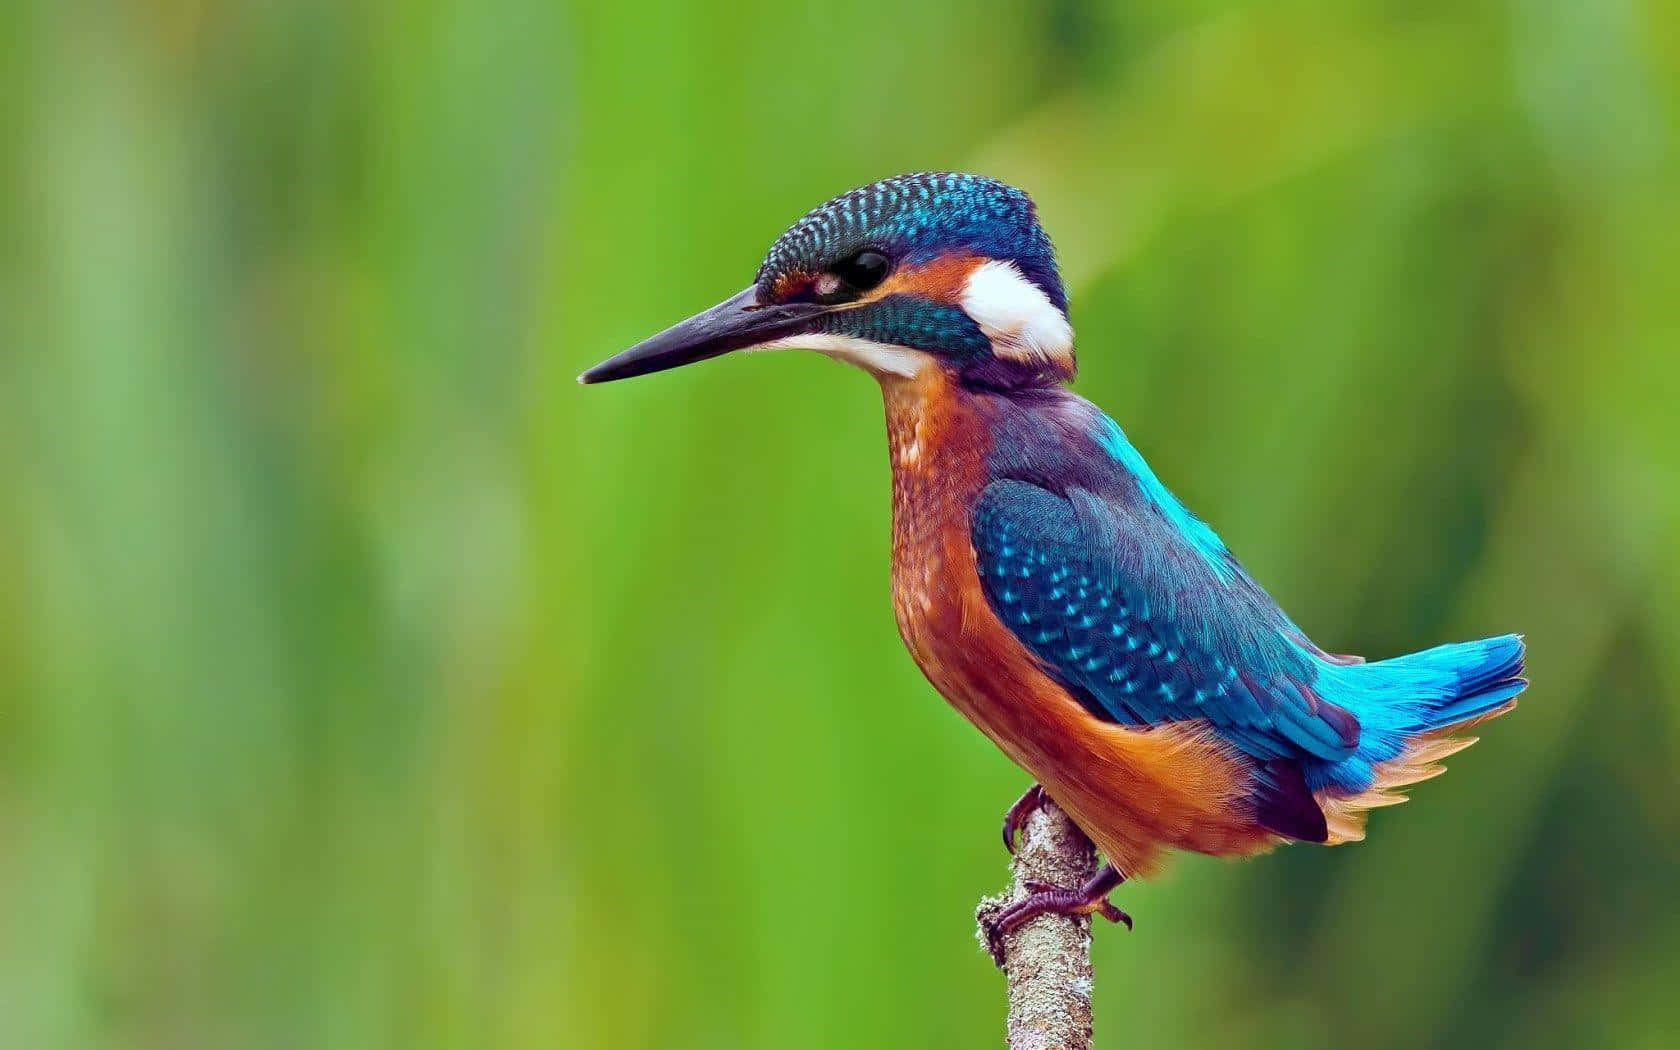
4, 1, 1678, 1047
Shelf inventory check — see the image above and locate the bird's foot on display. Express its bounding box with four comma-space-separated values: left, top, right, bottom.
1001, 783, 1049, 853
981, 864, 1131, 965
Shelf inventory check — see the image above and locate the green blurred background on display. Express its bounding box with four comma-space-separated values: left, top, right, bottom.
5, 1, 1678, 1047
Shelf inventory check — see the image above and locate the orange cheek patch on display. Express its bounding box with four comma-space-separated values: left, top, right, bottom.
870, 252, 984, 305
769, 253, 982, 309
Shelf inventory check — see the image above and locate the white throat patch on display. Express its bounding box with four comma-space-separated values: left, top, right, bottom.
959, 259, 1074, 367
757, 332, 932, 379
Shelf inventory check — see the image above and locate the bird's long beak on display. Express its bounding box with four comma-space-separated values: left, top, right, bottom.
578, 286, 833, 385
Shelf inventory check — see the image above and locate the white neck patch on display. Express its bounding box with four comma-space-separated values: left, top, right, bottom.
756, 332, 932, 379
959, 259, 1074, 367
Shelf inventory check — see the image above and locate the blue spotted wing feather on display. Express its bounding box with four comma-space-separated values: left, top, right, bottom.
969, 410, 1526, 843
971, 479, 1360, 767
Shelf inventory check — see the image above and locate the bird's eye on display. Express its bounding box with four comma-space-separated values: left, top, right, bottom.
828, 249, 892, 296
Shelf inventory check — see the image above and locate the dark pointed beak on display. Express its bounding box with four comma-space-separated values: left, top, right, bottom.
578, 286, 833, 385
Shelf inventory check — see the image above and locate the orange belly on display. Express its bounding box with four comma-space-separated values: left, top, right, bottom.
882, 369, 1278, 876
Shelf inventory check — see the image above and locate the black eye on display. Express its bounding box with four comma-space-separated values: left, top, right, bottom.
830, 249, 891, 294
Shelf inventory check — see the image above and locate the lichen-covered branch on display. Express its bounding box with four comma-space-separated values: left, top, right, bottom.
975, 799, 1101, 1050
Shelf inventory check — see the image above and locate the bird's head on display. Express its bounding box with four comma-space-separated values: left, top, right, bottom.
580, 173, 1074, 391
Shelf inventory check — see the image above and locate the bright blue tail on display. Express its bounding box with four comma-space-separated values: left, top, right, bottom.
1305, 634, 1527, 794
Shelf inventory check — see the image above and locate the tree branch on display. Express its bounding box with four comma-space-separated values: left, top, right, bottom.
975, 799, 1101, 1050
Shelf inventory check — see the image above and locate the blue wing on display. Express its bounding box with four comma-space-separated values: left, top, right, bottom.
970, 478, 1361, 767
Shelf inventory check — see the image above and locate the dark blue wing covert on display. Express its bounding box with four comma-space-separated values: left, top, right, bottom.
970, 479, 1359, 765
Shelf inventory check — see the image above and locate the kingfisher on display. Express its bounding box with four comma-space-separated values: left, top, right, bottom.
580, 173, 1526, 944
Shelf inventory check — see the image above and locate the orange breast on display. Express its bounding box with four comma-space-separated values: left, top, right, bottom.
881, 369, 1278, 876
